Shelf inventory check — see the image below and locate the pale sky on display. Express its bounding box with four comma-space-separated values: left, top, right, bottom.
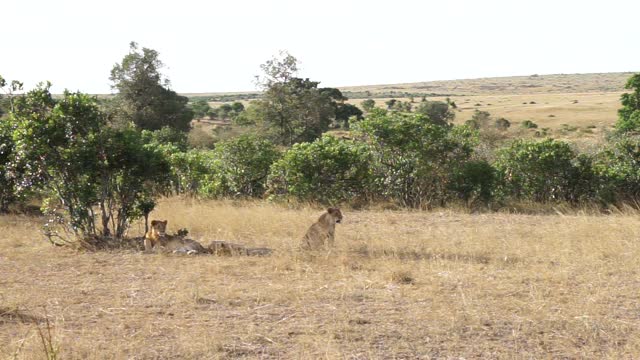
3, 0, 639, 94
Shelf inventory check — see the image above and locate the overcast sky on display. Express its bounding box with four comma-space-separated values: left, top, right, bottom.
3, 0, 639, 94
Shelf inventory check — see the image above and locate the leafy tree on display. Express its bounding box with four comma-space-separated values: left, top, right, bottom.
109, 42, 193, 131
335, 103, 363, 129
0, 76, 24, 211
615, 73, 640, 133
231, 101, 245, 113
252, 52, 336, 145
267, 135, 373, 204
415, 100, 455, 127
7, 83, 170, 242
361, 99, 376, 112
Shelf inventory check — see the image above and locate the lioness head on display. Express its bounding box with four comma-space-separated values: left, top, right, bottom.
150, 220, 168, 237
327, 208, 343, 224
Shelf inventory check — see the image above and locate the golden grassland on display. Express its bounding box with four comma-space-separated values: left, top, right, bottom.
2, 198, 640, 358
196, 72, 635, 142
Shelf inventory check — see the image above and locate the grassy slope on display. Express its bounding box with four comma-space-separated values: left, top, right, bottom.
197, 72, 634, 141
2, 198, 640, 358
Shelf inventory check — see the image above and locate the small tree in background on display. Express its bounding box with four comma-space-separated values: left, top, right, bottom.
251, 51, 338, 145
415, 100, 455, 127
109, 42, 193, 131
190, 98, 212, 119
361, 99, 376, 112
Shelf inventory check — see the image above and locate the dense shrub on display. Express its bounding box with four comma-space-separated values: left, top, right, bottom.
164, 135, 279, 198
592, 136, 640, 203
267, 135, 373, 204
495, 139, 580, 202
449, 160, 496, 206
211, 135, 280, 197
354, 110, 477, 208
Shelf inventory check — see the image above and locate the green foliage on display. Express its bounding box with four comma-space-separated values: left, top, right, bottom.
210, 101, 245, 120
361, 99, 376, 112
334, 103, 363, 129
354, 110, 477, 208
615, 73, 640, 133
165, 135, 279, 198
6, 83, 170, 240
190, 98, 211, 119
210, 135, 280, 197
141, 126, 189, 151
110, 42, 193, 131
252, 53, 339, 145
592, 135, 640, 203
495, 139, 579, 202
267, 135, 373, 204
521, 120, 538, 129
415, 101, 455, 127
449, 160, 496, 206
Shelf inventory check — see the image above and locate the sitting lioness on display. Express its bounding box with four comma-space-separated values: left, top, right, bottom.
144, 220, 168, 252
144, 220, 208, 254
301, 208, 343, 250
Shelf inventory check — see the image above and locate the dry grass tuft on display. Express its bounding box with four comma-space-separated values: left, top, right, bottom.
2, 198, 640, 358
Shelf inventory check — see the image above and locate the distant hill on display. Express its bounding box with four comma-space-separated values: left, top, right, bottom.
183, 72, 636, 100
337, 72, 635, 97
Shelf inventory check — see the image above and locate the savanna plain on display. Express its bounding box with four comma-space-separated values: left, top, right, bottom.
3, 73, 640, 359
2, 198, 640, 359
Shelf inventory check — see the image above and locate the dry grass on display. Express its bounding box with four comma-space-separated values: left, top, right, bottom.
351, 92, 622, 136
2, 198, 640, 358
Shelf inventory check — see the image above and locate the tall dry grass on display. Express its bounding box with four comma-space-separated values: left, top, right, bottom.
1, 198, 640, 358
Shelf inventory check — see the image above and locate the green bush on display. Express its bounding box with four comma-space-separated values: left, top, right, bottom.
449, 160, 496, 206
164, 135, 279, 199
211, 135, 280, 198
521, 120, 538, 129
354, 110, 476, 208
267, 135, 373, 204
495, 139, 580, 202
592, 135, 640, 203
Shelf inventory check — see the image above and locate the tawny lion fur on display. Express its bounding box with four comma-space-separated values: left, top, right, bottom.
144, 220, 208, 254
301, 208, 343, 250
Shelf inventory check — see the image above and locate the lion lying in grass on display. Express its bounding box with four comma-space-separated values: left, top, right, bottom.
144, 219, 209, 254
145, 219, 272, 256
